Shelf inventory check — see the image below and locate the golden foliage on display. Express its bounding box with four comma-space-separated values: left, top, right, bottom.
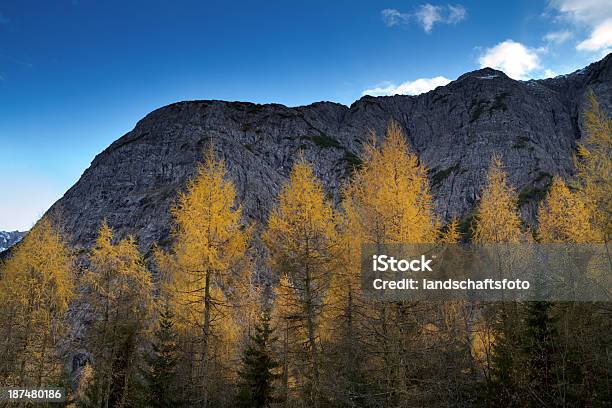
440, 218, 461, 243
83, 221, 154, 403
264, 158, 336, 404
165, 148, 249, 323
343, 121, 439, 244
473, 155, 525, 243
538, 176, 603, 243
0, 217, 75, 386
85, 221, 154, 328
264, 158, 336, 276
576, 90, 612, 240
155, 147, 250, 405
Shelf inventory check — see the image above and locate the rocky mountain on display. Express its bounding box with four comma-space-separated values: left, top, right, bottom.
46, 54, 612, 252
0, 231, 26, 253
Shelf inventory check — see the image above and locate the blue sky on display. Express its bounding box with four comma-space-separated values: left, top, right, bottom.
1, 0, 611, 231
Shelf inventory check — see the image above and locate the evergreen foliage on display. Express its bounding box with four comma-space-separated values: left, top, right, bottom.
142, 304, 181, 408
236, 311, 279, 408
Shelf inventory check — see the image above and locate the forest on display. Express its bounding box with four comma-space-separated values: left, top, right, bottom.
0, 91, 610, 407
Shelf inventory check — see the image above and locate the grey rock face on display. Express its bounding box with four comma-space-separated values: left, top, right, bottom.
47, 54, 612, 251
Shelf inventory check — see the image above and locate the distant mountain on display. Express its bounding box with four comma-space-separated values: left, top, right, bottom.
0, 231, 26, 253
45, 54, 612, 252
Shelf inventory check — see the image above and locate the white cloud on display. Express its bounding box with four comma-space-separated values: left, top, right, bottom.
381, 9, 410, 27
447, 5, 467, 24
544, 68, 558, 77
362, 76, 451, 97
548, 0, 612, 52
576, 18, 612, 51
415, 4, 442, 33
382, 4, 466, 33
549, 0, 612, 25
543, 30, 572, 44
478, 40, 541, 80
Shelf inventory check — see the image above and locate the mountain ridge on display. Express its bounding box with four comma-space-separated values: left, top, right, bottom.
44, 54, 612, 252
0, 231, 26, 253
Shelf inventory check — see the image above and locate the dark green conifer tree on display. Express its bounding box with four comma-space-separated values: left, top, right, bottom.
487, 306, 523, 406
521, 301, 558, 406
142, 304, 180, 408
236, 311, 279, 408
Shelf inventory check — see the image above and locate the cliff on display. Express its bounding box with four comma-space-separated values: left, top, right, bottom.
46, 54, 612, 251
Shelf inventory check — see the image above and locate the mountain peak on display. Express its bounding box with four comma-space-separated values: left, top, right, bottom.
456, 67, 509, 81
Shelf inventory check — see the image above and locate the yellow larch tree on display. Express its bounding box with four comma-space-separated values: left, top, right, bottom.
0, 217, 74, 387
81, 221, 154, 408
264, 158, 336, 406
344, 121, 439, 244
473, 155, 524, 243
538, 176, 603, 243
472, 155, 528, 404
537, 174, 609, 405
159, 146, 249, 407
576, 90, 612, 241
337, 121, 440, 404
271, 273, 307, 405
318, 204, 367, 403
440, 218, 461, 243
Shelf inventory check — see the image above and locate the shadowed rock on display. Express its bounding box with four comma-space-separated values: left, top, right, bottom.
46, 54, 612, 252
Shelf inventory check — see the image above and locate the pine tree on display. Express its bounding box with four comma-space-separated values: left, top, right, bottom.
440, 218, 461, 243
264, 158, 336, 406
236, 311, 279, 408
319, 209, 368, 405
142, 303, 181, 408
0, 217, 75, 387
520, 300, 558, 406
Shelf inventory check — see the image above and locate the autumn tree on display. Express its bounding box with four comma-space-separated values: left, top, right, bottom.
264, 158, 336, 406
336, 122, 444, 405
572, 93, 612, 404
270, 274, 303, 406
159, 146, 249, 407
536, 175, 610, 405
472, 155, 527, 405
0, 217, 75, 388
473, 155, 524, 244
319, 208, 368, 405
343, 121, 438, 245
575, 90, 612, 241
80, 221, 154, 408
538, 176, 602, 244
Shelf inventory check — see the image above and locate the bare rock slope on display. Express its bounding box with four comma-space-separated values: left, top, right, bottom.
48, 54, 612, 251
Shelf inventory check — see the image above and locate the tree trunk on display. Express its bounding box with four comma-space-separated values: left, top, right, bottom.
282, 320, 289, 407
304, 266, 319, 407
202, 269, 211, 408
